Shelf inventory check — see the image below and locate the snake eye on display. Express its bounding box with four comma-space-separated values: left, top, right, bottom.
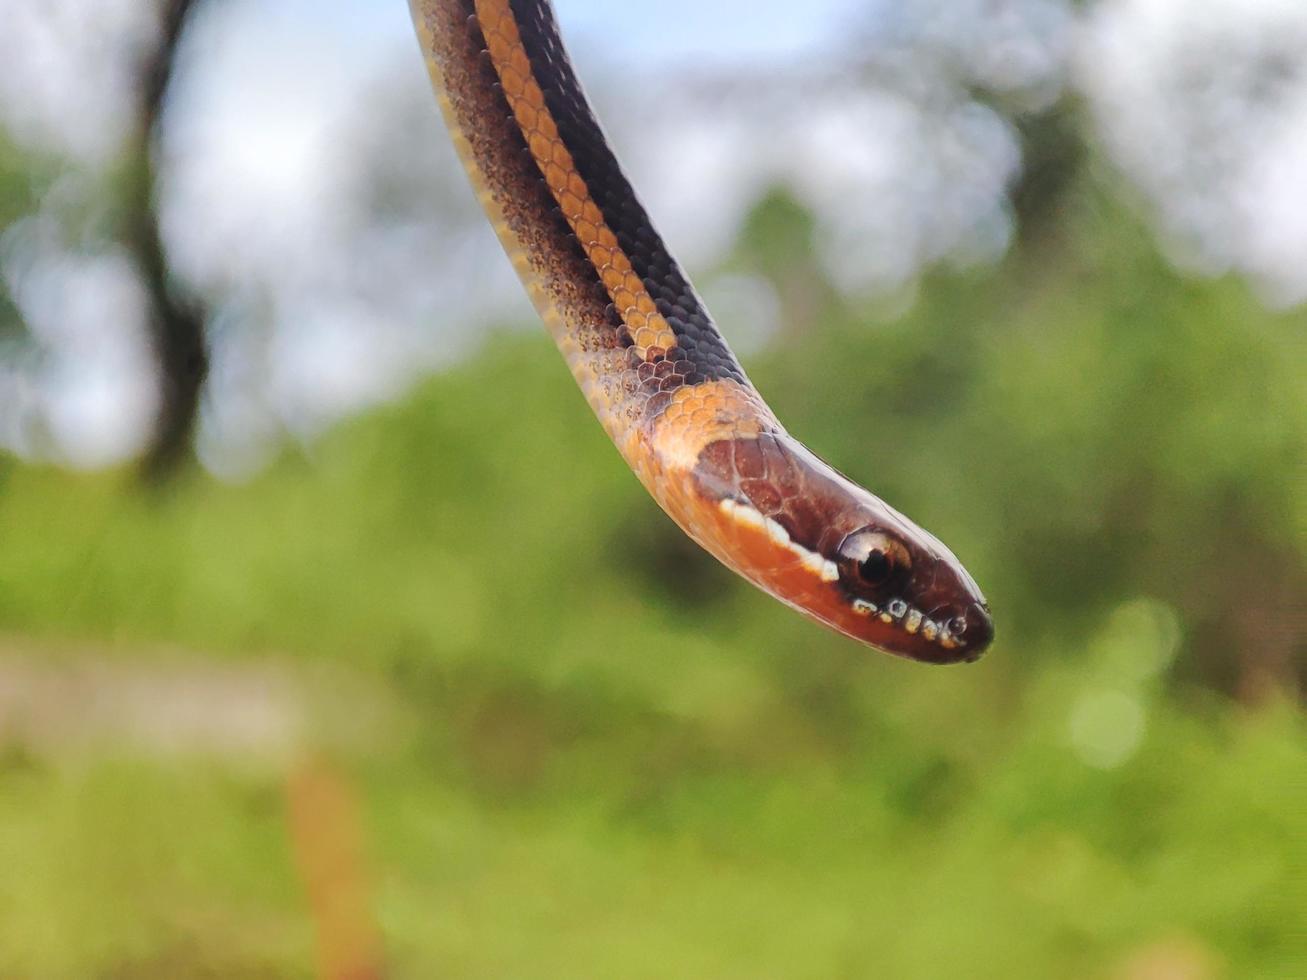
838, 530, 912, 590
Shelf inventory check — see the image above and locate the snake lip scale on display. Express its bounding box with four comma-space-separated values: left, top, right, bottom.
410, 0, 994, 663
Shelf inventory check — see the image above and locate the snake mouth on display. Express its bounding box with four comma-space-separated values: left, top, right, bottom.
850, 597, 993, 662
851, 598, 963, 650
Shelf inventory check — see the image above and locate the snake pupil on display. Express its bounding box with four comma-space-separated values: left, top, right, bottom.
858, 550, 893, 585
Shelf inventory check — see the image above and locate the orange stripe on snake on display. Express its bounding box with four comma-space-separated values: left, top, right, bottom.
475, 0, 677, 361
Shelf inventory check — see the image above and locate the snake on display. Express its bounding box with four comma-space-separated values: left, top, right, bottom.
408, 0, 994, 663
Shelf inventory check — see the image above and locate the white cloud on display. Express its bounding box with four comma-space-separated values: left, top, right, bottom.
1078, 0, 1307, 305
0, 0, 149, 164
3, 213, 156, 467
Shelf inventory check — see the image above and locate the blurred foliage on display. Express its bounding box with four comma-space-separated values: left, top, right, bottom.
1, 83, 1306, 980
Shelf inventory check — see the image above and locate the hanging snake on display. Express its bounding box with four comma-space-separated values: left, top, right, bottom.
408, 0, 994, 663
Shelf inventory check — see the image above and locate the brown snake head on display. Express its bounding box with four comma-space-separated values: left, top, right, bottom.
683, 430, 993, 664
410, 0, 993, 663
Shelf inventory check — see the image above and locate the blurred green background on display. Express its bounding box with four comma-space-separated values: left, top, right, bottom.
1, 1, 1305, 977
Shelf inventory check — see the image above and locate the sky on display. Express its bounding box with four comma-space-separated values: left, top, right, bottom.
279, 0, 867, 62
1, 0, 1305, 471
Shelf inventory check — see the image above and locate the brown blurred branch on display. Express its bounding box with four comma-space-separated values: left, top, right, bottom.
286, 757, 387, 980
125, 0, 208, 481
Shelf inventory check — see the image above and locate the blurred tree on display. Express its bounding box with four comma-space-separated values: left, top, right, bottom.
126, 0, 208, 481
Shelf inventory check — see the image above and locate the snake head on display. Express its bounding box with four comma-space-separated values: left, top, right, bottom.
688, 430, 993, 664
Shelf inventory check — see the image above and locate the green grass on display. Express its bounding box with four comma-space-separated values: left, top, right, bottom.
0, 322, 1304, 976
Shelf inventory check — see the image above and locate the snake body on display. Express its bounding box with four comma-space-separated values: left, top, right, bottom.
409, 0, 993, 662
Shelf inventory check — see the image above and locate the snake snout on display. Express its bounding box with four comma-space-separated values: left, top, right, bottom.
958, 602, 995, 661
